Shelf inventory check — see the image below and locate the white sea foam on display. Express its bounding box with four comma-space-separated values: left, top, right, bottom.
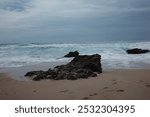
0, 41, 150, 68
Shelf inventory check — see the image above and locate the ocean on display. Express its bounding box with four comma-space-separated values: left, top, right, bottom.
0, 41, 150, 69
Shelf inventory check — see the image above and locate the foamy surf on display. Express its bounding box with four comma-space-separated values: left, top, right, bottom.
0, 41, 150, 69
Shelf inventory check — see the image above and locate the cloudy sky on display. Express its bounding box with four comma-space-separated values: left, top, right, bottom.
0, 0, 150, 43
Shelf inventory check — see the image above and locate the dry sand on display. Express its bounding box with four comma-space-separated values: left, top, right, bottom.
0, 69, 150, 100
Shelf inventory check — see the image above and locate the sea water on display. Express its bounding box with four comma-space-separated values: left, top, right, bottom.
0, 41, 150, 69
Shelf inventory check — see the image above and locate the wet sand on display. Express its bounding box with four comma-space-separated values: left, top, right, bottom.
0, 69, 150, 100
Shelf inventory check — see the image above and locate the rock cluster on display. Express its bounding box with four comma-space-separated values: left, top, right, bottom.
25, 52, 102, 81
126, 48, 150, 54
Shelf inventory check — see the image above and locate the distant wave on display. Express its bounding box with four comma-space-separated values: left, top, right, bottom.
0, 41, 150, 68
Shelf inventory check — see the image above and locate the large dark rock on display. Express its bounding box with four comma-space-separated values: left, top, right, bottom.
64, 51, 79, 57
25, 53, 102, 81
70, 54, 102, 73
127, 48, 150, 54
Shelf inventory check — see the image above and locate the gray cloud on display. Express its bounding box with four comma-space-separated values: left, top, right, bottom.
0, 0, 31, 12
0, 0, 150, 43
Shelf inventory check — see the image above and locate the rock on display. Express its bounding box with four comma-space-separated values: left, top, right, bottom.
32, 75, 42, 81
46, 75, 52, 79
24, 71, 44, 77
70, 54, 102, 73
25, 53, 102, 81
127, 48, 150, 54
64, 51, 79, 57
67, 73, 78, 80
90, 73, 97, 77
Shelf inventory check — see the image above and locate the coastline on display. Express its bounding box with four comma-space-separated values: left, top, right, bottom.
0, 68, 150, 100
1, 60, 150, 81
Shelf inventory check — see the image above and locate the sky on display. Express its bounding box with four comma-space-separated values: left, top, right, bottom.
0, 0, 150, 43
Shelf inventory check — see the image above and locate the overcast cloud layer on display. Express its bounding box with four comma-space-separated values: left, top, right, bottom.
0, 0, 150, 43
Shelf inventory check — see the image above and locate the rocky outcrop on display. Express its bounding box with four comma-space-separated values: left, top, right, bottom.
70, 54, 102, 73
25, 53, 102, 81
64, 51, 79, 57
126, 48, 150, 54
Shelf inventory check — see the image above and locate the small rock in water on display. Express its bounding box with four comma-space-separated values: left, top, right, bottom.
126, 48, 150, 54
64, 51, 79, 57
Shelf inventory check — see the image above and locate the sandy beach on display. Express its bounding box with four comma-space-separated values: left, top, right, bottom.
0, 69, 150, 100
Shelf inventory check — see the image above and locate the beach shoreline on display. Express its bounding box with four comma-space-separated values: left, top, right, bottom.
1, 60, 150, 81
0, 68, 150, 100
